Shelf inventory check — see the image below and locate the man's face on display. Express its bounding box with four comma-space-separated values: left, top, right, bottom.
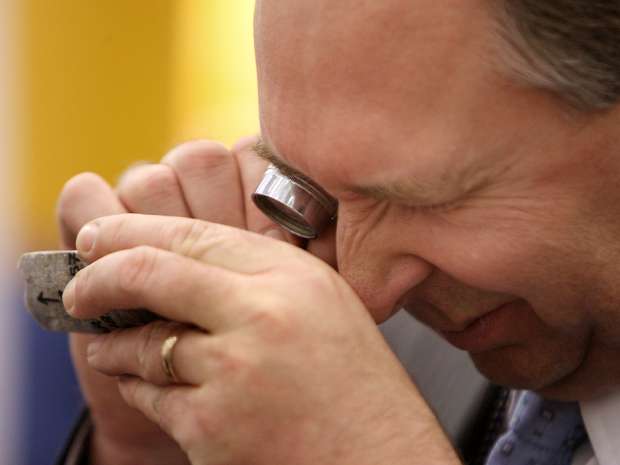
254, 0, 620, 400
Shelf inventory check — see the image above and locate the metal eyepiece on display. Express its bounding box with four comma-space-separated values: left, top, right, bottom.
252, 164, 337, 239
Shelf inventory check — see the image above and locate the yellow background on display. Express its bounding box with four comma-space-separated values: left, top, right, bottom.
21, 0, 259, 248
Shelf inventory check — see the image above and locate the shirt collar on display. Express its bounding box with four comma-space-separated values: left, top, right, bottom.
580, 389, 620, 465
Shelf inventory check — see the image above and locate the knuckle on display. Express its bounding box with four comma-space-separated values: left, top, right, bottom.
117, 246, 159, 295
248, 306, 300, 344
299, 263, 340, 295
118, 164, 179, 206
231, 135, 260, 155
190, 337, 218, 373
209, 342, 255, 380
57, 172, 106, 218
163, 140, 231, 175
172, 220, 210, 257
171, 220, 232, 259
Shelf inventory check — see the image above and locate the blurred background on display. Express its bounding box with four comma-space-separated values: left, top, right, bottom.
1, 1, 259, 463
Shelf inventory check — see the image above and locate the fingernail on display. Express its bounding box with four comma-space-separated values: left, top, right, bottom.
77, 223, 99, 254
62, 279, 76, 315
87, 338, 103, 359
265, 228, 286, 241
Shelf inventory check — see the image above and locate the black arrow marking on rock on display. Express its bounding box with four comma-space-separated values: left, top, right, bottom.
37, 291, 62, 305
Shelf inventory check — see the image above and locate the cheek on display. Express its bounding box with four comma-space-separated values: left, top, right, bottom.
332, 202, 542, 321
409, 214, 595, 329
471, 320, 591, 390
412, 225, 528, 294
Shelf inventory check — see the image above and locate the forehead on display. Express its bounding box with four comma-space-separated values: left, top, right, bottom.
254, 0, 576, 197
254, 0, 504, 185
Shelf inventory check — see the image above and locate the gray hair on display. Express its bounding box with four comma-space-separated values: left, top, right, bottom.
497, 1, 620, 110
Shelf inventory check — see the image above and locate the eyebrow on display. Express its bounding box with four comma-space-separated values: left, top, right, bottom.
254, 139, 320, 188
356, 168, 493, 208
254, 138, 488, 207
352, 181, 457, 206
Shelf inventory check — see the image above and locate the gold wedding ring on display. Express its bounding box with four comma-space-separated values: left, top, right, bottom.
161, 335, 180, 383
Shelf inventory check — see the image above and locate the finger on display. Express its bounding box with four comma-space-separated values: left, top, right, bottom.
162, 140, 246, 227
117, 163, 191, 217
64, 245, 248, 330
307, 221, 338, 269
57, 172, 127, 248
117, 376, 194, 442
76, 214, 298, 274
87, 321, 209, 385
58, 173, 162, 439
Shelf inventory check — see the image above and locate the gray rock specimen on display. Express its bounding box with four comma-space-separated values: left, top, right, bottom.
18, 251, 158, 333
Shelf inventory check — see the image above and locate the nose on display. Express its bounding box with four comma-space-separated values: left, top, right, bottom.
340, 254, 432, 323
330, 202, 435, 322
336, 213, 433, 322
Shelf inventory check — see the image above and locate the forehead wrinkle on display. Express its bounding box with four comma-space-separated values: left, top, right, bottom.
256, 136, 447, 204
259, 126, 495, 206
256, 138, 497, 207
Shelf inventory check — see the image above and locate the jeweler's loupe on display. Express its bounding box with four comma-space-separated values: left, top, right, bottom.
252, 164, 338, 239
